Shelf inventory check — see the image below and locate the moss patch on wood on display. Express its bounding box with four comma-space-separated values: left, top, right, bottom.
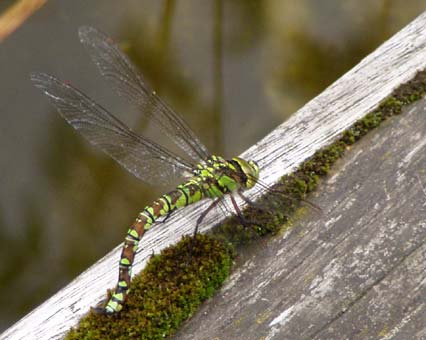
65, 70, 426, 339
216, 70, 426, 243
66, 234, 233, 340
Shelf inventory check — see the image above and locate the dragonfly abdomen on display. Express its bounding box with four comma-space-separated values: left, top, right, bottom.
104, 182, 206, 313
104, 161, 242, 313
98, 157, 258, 313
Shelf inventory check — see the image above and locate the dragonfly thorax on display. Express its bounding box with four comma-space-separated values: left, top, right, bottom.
191, 155, 259, 197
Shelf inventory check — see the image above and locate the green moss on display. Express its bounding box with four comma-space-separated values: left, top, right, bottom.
66, 70, 426, 338
66, 234, 233, 340
211, 69, 426, 245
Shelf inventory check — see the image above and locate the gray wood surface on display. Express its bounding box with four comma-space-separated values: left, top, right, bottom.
3, 11, 426, 340
174, 98, 426, 340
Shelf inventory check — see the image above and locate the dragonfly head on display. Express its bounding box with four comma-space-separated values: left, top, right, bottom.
231, 157, 259, 189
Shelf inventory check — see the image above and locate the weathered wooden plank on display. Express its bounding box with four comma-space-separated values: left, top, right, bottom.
2, 10, 426, 340
173, 97, 426, 340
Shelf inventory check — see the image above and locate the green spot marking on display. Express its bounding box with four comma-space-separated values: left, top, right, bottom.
118, 281, 128, 288
113, 292, 124, 302
120, 258, 131, 266
128, 229, 139, 239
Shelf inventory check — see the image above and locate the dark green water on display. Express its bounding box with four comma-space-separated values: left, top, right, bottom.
0, 0, 424, 331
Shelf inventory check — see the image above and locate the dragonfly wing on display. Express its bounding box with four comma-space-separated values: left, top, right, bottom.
78, 26, 211, 163
31, 73, 193, 185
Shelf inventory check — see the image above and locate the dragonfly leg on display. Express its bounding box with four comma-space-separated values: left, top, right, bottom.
185, 197, 222, 254
194, 197, 222, 237
237, 190, 255, 205
237, 190, 272, 212
230, 193, 258, 228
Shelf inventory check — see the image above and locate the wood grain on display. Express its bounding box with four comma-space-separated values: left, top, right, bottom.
2, 10, 426, 340
174, 97, 426, 340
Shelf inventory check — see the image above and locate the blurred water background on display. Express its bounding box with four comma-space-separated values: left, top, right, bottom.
0, 0, 425, 331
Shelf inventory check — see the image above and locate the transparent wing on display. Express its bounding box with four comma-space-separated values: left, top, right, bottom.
31, 72, 194, 185
78, 25, 211, 163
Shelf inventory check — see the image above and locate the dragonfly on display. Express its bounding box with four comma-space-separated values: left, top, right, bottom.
31, 26, 262, 314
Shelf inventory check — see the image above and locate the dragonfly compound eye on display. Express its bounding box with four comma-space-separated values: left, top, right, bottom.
231, 157, 259, 189
247, 160, 259, 187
